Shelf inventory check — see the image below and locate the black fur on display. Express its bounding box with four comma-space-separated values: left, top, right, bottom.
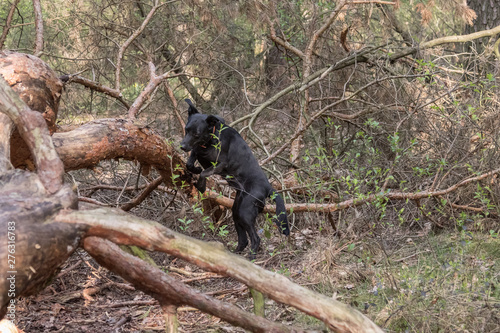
180, 99, 289, 256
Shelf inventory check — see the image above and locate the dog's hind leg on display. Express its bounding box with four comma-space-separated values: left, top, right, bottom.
236, 193, 262, 258
232, 192, 248, 253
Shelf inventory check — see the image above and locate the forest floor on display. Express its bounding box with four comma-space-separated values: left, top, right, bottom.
15, 214, 500, 332
12, 163, 500, 332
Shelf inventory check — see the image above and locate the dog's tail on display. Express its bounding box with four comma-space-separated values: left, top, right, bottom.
269, 189, 290, 236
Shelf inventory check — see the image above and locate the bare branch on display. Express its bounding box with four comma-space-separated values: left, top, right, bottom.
420, 24, 500, 49
84, 237, 302, 333
163, 81, 185, 135
207, 168, 500, 214
121, 176, 164, 211
61, 74, 130, 109
128, 62, 182, 119
0, 76, 63, 193
0, 0, 21, 49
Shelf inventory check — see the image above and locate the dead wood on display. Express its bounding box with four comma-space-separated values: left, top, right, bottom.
51, 118, 192, 192
0, 76, 80, 318
60, 74, 130, 109
0, 51, 63, 168
84, 237, 301, 333
56, 208, 384, 333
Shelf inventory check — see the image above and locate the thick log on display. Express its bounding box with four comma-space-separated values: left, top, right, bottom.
55, 208, 383, 333
0, 72, 80, 319
0, 170, 81, 318
84, 237, 302, 333
52, 118, 192, 191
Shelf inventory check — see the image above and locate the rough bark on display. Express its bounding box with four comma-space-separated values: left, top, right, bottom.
0, 76, 80, 319
466, 0, 500, 33
52, 118, 192, 192
0, 0, 21, 50
0, 51, 63, 168
0, 75, 64, 194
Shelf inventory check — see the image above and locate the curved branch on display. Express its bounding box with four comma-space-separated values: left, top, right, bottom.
420, 24, 500, 49
115, 0, 160, 91
84, 237, 302, 333
207, 168, 500, 214
0, 77, 63, 193
127, 63, 183, 119
55, 207, 384, 333
61, 74, 129, 109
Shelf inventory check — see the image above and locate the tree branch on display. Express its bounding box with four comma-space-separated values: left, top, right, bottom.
420, 24, 500, 49
121, 176, 164, 211
84, 237, 302, 333
51, 118, 191, 193
0, 77, 63, 193
0, 0, 20, 50
128, 62, 182, 119
61, 74, 130, 109
207, 168, 500, 214
56, 207, 384, 333
115, 0, 160, 91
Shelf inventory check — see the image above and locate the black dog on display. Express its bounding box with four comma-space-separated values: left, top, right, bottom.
180, 99, 289, 256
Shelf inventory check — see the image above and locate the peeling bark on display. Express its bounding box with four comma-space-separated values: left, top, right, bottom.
0, 51, 63, 168
52, 118, 191, 190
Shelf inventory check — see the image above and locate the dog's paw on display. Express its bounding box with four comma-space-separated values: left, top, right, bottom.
187, 165, 203, 174
195, 177, 207, 193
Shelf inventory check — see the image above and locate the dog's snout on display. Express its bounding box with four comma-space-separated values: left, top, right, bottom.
180, 142, 191, 152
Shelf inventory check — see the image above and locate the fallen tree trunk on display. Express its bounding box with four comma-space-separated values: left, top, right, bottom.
55, 207, 384, 333
52, 119, 189, 187
0, 75, 80, 319
84, 237, 304, 333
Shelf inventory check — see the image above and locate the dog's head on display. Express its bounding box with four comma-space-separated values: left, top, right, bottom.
180, 99, 224, 152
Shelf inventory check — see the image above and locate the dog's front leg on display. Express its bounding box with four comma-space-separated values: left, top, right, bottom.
195, 176, 207, 193
186, 151, 202, 174
196, 163, 225, 193
200, 162, 225, 178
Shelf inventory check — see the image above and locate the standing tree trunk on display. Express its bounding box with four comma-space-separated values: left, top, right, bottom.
466, 0, 500, 32
465, 0, 500, 55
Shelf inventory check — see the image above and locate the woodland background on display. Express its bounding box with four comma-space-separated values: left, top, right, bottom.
0, 0, 499, 332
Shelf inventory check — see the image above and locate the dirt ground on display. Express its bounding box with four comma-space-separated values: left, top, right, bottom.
14, 224, 319, 333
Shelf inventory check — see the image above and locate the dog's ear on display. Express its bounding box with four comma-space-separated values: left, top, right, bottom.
206, 115, 220, 128
185, 99, 199, 116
